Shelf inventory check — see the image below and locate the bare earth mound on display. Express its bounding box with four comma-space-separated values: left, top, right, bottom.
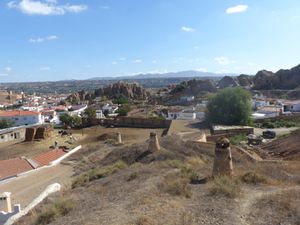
260, 130, 300, 160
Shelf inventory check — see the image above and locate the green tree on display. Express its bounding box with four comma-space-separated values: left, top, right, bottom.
112, 94, 129, 104
59, 114, 81, 128
0, 119, 14, 129
84, 107, 96, 119
205, 87, 252, 125
116, 105, 131, 116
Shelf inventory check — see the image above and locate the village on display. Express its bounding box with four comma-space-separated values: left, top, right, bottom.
0, 81, 299, 224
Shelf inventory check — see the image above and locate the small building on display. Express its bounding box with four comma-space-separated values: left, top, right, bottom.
0, 127, 26, 143
102, 104, 119, 114
252, 106, 282, 119
283, 100, 300, 112
180, 96, 195, 103
212, 125, 254, 136
68, 105, 88, 117
167, 109, 196, 120
0, 111, 43, 126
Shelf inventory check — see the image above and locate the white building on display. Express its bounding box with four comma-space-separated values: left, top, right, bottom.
0, 111, 43, 126
283, 100, 300, 112
102, 104, 119, 114
167, 109, 196, 120
68, 105, 87, 117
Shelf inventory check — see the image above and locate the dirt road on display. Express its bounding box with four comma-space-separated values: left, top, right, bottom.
0, 164, 74, 208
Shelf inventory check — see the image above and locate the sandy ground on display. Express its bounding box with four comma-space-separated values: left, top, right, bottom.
0, 164, 74, 207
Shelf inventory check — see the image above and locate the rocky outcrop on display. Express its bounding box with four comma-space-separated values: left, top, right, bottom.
94, 82, 149, 100
67, 82, 149, 103
171, 79, 216, 95
253, 64, 300, 90
218, 76, 239, 89
218, 75, 253, 89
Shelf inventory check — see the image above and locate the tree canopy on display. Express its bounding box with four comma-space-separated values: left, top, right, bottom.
59, 114, 81, 128
205, 87, 252, 125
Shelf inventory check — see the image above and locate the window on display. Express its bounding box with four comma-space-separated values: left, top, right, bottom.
15, 117, 19, 121
1, 136, 4, 139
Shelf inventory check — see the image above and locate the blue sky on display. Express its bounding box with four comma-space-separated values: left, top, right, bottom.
1, 0, 300, 82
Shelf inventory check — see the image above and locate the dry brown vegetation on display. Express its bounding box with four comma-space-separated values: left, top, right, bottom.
14, 126, 300, 225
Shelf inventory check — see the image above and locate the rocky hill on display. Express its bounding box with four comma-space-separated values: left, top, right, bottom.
67, 82, 149, 103
170, 79, 217, 96
216, 64, 300, 90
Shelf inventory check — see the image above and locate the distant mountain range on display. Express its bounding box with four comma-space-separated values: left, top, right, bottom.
88, 70, 237, 80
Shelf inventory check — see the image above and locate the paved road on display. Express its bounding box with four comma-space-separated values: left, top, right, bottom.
0, 164, 74, 208
254, 127, 298, 136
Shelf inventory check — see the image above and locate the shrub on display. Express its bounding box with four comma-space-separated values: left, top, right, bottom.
158, 173, 192, 198
240, 171, 268, 185
229, 134, 247, 145
36, 198, 76, 225
209, 176, 241, 198
72, 160, 128, 188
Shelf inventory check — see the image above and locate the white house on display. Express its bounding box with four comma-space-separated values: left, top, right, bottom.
102, 104, 119, 114
283, 100, 300, 112
0, 111, 43, 126
252, 106, 282, 119
180, 96, 195, 103
167, 109, 196, 120
68, 105, 87, 117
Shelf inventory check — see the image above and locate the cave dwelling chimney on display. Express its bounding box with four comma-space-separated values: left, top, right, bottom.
148, 132, 160, 152
0, 192, 12, 213
117, 132, 122, 144
212, 137, 233, 177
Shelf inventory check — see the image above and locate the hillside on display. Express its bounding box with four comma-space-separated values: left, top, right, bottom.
15, 128, 300, 225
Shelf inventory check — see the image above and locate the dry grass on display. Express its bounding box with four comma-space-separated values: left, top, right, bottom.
35, 197, 76, 225
158, 172, 192, 198
72, 160, 128, 188
240, 171, 269, 185
247, 189, 300, 225
208, 176, 241, 198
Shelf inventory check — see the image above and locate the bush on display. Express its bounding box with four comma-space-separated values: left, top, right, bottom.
209, 176, 241, 198
158, 173, 192, 198
36, 198, 76, 225
229, 134, 247, 145
240, 171, 268, 185
72, 160, 128, 188
116, 104, 131, 116
206, 87, 252, 125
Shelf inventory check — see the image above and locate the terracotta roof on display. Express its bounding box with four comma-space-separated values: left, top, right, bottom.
32, 149, 66, 167
0, 158, 34, 180
0, 110, 40, 117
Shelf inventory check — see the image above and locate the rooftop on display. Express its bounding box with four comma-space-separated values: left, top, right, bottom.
0, 110, 40, 117
0, 157, 34, 180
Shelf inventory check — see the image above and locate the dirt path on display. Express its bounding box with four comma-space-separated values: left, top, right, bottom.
0, 164, 74, 208
237, 185, 300, 225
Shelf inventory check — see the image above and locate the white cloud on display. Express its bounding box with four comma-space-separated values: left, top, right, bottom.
118, 57, 126, 61
0, 73, 9, 76
226, 5, 248, 14
193, 46, 199, 50
29, 35, 58, 43
7, 0, 88, 15
132, 59, 142, 63
112, 61, 118, 65
214, 56, 236, 65
181, 26, 195, 32
40, 66, 50, 70
5, 67, 12, 72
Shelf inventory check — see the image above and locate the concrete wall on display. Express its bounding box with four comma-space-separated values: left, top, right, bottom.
212, 127, 254, 136
84, 117, 172, 129
3, 183, 61, 225
0, 205, 21, 225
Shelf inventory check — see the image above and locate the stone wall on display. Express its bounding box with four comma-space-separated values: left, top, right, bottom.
83, 117, 172, 129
